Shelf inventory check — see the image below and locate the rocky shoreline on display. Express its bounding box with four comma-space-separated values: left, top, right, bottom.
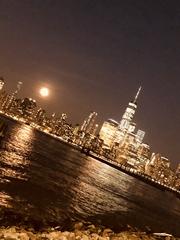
0, 222, 179, 240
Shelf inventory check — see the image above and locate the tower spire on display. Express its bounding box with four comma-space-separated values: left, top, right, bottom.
133, 86, 142, 103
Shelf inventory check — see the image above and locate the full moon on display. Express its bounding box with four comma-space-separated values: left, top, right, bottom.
39, 87, 49, 97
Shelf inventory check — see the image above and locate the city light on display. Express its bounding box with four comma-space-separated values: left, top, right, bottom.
39, 87, 49, 97
0, 79, 180, 193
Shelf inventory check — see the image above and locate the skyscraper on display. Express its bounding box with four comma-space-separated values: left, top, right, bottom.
35, 108, 46, 125
176, 163, 180, 176
0, 77, 5, 91
136, 129, 145, 144
99, 119, 118, 147
119, 86, 142, 132
15, 81, 23, 95
113, 86, 142, 144
81, 111, 98, 135
3, 81, 23, 112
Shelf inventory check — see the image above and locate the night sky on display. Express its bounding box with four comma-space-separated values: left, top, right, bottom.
0, 0, 180, 167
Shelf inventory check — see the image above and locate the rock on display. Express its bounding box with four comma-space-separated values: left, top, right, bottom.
0, 234, 4, 239
98, 237, 110, 240
87, 224, 96, 230
0, 225, 178, 240
48, 231, 62, 239
80, 234, 89, 240
18, 232, 30, 240
102, 228, 113, 237
62, 231, 70, 237
58, 236, 67, 240
110, 237, 122, 240
86, 224, 100, 235
145, 226, 152, 233
3, 237, 18, 240
54, 226, 61, 230
74, 222, 84, 230
90, 233, 99, 240
8, 227, 17, 234
74, 230, 84, 238
3, 232, 18, 240
26, 232, 36, 240
68, 232, 76, 240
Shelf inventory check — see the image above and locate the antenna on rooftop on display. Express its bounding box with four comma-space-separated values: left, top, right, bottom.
133, 86, 142, 103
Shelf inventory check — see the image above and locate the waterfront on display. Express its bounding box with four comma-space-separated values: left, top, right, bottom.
0, 115, 180, 236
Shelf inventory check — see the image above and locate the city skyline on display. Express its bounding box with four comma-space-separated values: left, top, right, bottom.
0, 1, 180, 166
0, 74, 179, 169
0, 77, 179, 176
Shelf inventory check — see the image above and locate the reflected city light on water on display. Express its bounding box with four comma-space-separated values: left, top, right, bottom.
70, 155, 130, 215
0, 192, 13, 208
0, 124, 35, 208
10, 124, 34, 151
0, 119, 179, 235
0, 124, 34, 180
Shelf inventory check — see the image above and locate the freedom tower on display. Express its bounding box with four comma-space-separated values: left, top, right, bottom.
119, 86, 142, 132
112, 86, 142, 144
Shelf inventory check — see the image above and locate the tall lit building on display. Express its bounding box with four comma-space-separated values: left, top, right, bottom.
0, 78, 6, 110
81, 111, 98, 135
119, 86, 141, 133
176, 163, 180, 176
15, 81, 23, 95
99, 86, 151, 167
137, 143, 151, 163
161, 156, 170, 168
35, 108, 46, 125
113, 86, 142, 144
3, 81, 23, 112
92, 124, 99, 136
99, 119, 118, 147
136, 129, 145, 144
145, 153, 172, 182
175, 163, 180, 190
116, 132, 138, 165
0, 77, 5, 91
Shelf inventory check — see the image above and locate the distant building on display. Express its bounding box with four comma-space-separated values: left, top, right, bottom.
118, 101, 137, 132
137, 143, 151, 164
35, 108, 46, 125
0, 77, 5, 91
119, 87, 141, 132
136, 129, 145, 143
99, 87, 149, 167
99, 119, 118, 147
144, 153, 176, 186
161, 156, 170, 168
15, 81, 23, 95
1, 81, 23, 113
92, 124, 99, 136
81, 111, 98, 135
116, 132, 138, 165
73, 124, 80, 135
175, 163, 180, 189
114, 87, 142, 144
176, 163, 180, 176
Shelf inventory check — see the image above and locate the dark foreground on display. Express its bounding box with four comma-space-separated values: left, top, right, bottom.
0, 114, 180, 236
0, 223, 178, 240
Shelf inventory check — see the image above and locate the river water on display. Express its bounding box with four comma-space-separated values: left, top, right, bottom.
0, 115, 180, 235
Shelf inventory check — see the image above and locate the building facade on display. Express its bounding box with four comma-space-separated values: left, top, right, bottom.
99, 119, 118, 147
